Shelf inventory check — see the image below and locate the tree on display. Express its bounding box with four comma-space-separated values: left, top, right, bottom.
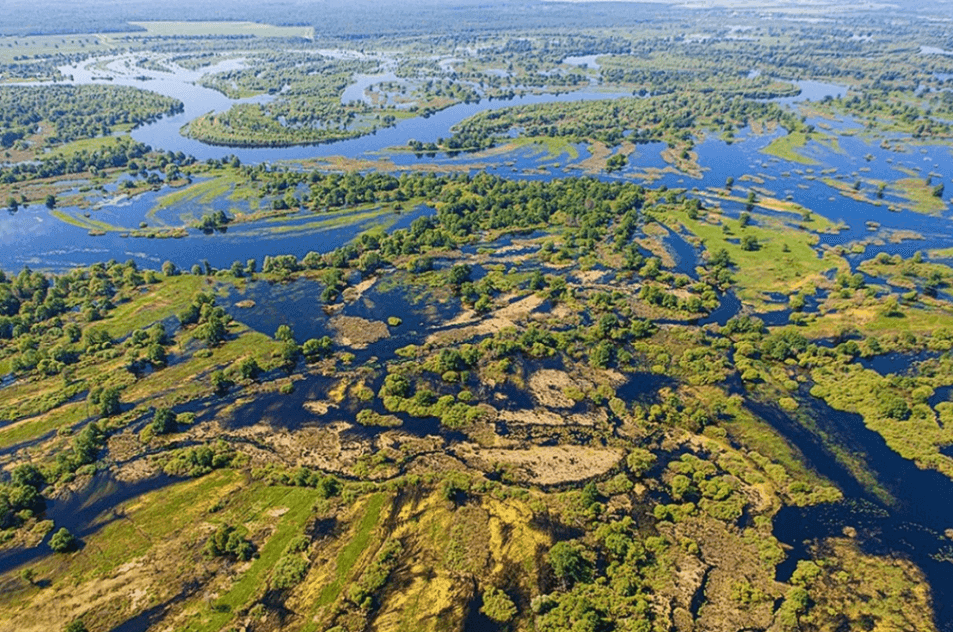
203, 524, 254, 561
195, 312, 227, 346
49, 527, 76, 553
279, 341, 300, 371
448, 264, 472, 288
44, 194, 56, 209
98, 386, 121, 417
151, 407, 177, 435
19, 567, 36, 586
145, 342, 167, 367
211, 370, 231, 395
547, 540, 592, 589
64, 621, 88, 632
12, 463, 44, 489
237, 357, 261, 380
740, 235, 759, 251
481, 587, 517, 622
745, 190, 756, 211
302, 337, 333, 361
275, 324, 295, 343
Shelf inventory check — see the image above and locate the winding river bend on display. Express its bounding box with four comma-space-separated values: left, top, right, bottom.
6, 52, 948, 273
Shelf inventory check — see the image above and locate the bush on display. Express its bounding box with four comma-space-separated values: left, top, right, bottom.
547, 540, 592, 587
151, 407, 177, 435
49, 527, 76, 553
271, 554, 309, 589
203, 524, 254, 561
481, 587, 517, 623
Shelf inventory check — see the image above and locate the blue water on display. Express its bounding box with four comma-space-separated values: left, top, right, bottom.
8, 57, 953, 275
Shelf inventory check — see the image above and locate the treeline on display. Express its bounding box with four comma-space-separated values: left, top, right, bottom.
0, 139, 195, 184
0, 85, 183, 149
441, 91, 805, 150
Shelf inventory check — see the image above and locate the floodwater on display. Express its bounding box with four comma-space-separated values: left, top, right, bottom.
7, 53, 952, 275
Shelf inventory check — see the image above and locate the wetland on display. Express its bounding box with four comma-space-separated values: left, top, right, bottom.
1, 3, 953, 632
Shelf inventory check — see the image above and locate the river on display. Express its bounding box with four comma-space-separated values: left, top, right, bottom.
6, 51, 949, 274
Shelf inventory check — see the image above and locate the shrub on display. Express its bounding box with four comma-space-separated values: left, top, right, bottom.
481, 587, 517, 623
49, 527, 76, 553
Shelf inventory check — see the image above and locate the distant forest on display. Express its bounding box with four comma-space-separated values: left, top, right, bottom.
0, 0, 673, 37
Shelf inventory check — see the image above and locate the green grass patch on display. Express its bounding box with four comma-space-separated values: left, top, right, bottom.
663, 211, 847, 307
761, 131, 818, 165
151, 174, 241, 218
50, 209, 124, 233
892, 178, 949, 215
511, 136, 581, 160
0, 401, 87, 449
100, 275, 206, 338
315, 492, 386, 608
186, 485, 319, 632
45, 136, 126, 159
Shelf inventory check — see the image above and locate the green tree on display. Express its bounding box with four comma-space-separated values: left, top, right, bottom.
302, 337, 333, 361
49, 527, 76, 553
19, 567, 36, 585
151, 407, 177, 435
547, 540, 592, 589
275, 324, 295, 342
98, 386, 121, 417
237, 357, 261, 380
211, 370, 230, 395
481, 587, 517, 623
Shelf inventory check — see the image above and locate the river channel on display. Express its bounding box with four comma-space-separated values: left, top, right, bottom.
5, 52, 950, 272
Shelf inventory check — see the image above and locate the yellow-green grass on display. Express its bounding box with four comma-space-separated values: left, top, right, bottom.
857, 257, 953, 291
0, 34, 112, 65
122, 329, 284, 408
129, 21, 313, 39
44, 136, 126, 159
761, 131, 818, 165
0, 351, 132, 445
314, 493, 387, 609
697, 385, 840, 503
99, 275, 207, 339
50, 209, 126, 233
184, 485, 322, 632
820, 177, 885, 207
0, 470, 243, 630
800, 296, 953, 339
0, 400, 89, 449
151, 174, 242, 217
707, 190, 843, 233
511, 136, 581, 160
811, 362, 953, 481
892, 178, 949, 215
254, 207, 396, 236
